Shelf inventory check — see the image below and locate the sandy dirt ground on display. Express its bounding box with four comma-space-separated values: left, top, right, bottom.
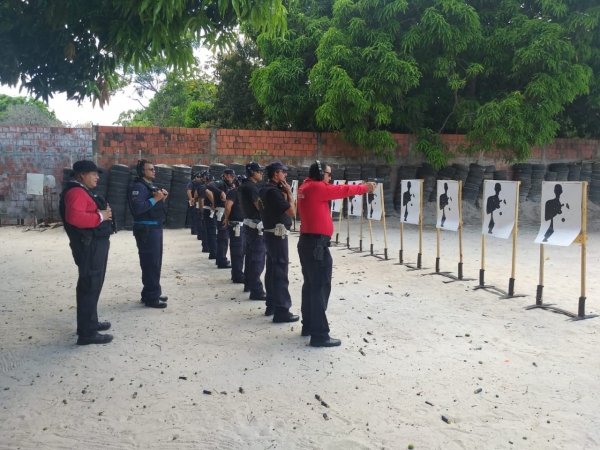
1, 203, 599, 450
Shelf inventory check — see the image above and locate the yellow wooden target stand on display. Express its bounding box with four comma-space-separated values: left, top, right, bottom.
343, 181, 367, 253
474, 180, 525, 299
363, 183, 389, 260
526, 181, 596, 319
398, 179, 427, 270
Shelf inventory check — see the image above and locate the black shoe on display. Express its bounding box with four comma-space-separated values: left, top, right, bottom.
249, 291, 267, 301
232, 279, 244, 284
218, 264, 232, 269
145, 301, 167, 309
273, 312, 299, 323
208, 255, 216, 260
310, 338, 341, 347
77, 333, 113, 345
265, 306, 275, 316
97, 321, 111, 332
159, 296, 168, 302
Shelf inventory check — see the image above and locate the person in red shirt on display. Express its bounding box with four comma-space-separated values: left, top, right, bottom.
297, 161, 375, 347
59, 160, 115, 345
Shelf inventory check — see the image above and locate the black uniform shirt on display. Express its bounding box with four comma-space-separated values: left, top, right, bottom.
207, 181, 227, 208
259, 183, 292, 230
186, 181, 194, 194
202, 183, 213, 207
239, 181, 261, 220
226, 189, 245, 222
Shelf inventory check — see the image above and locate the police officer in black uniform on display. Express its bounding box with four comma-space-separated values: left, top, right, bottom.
194, 171, 208, 242
239, 162, 267, 300
59, 160, 115, 345
258, 161, 299, 322
128, 159, 169, 308
206, 169, 234, 268
224, 175, 247, 283
202, 175, 218, 258
187, 172, 201, 235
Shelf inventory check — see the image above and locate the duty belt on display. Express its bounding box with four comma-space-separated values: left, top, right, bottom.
243, 218, 264, 235
215, 207, 225, 221
203, 206, 215, 218
229, 221, 243, 237
264, 223, 289, 239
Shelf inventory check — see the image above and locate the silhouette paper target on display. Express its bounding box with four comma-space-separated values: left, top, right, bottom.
481, 180, 518, 239
367, 183, 383, 221
400, 179, 420, 225
331, 180, 346, 213
348, 180, 363, 217
290, 180, 298, 203
436, 180, 459, 231
534, 182, 582, 246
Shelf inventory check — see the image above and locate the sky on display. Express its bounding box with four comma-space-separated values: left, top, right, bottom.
0, 83, 147, 126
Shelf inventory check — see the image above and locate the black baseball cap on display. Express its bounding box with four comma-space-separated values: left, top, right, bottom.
266, 161, 288, 174
193, 172, 201, 178
72, 160, 104, 174
246, 162, 264, 172
223, 169, 235, 176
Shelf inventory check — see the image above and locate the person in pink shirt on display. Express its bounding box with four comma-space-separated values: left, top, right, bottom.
297, 161, 375, 347
59, 160, 114, 345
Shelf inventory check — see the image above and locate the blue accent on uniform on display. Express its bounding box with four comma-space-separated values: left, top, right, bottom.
264, 233, 292, 312
149, 198, 156, 206
228, 225, 245, 282
216, 215, 229, 266
203, 209, 217, 257
134, 220, 158, 225
244, 226, 265, 294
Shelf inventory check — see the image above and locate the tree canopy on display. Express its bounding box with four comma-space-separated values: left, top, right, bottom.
252, 0, 600, 164
0, 0, 288, 107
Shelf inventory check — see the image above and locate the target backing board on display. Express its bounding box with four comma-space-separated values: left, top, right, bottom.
400, 179, 421, 225
436, 180, 460, 231
534, 182, 583, 246
481, 180, 518, 239
366, 183, 383, 221
331, 180, 346, 213
348, 180, 363, 217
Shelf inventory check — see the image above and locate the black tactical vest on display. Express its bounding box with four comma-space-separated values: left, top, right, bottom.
59, 182, 113, 241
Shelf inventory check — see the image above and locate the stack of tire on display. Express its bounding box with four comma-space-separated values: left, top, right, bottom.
192, 164, 209, 176
228, 163, 246, 178
589, 162, 600, 205
527, 164, 546, 203
61, 167, 73, 191
344, 165, 362, 217
545, 170, 558, 182
451, 163, 469, 185
297, 166, 310, 187
286, 165, 299, 185
154, 164, 173, 205
494, 169, 508, 181
418, 163, 438, 202
567, 163, 581, 181
166, 165, 192, 229
477, 165, 495, 202
209, 163, 228, 181
429, 166, 456, 203
95, 168, 109, 199
512, 163, 532, 202
123, 166, 137, 230
461, 163, 485, 205
580, 161, 593, 184
394, 165, 419, 212
106, 164, 130, 231
376, 165, 393, 215
549, 163, 569, 181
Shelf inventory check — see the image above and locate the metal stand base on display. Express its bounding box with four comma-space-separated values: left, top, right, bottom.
526, 294, 597, 320
405, 253, 428, 271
